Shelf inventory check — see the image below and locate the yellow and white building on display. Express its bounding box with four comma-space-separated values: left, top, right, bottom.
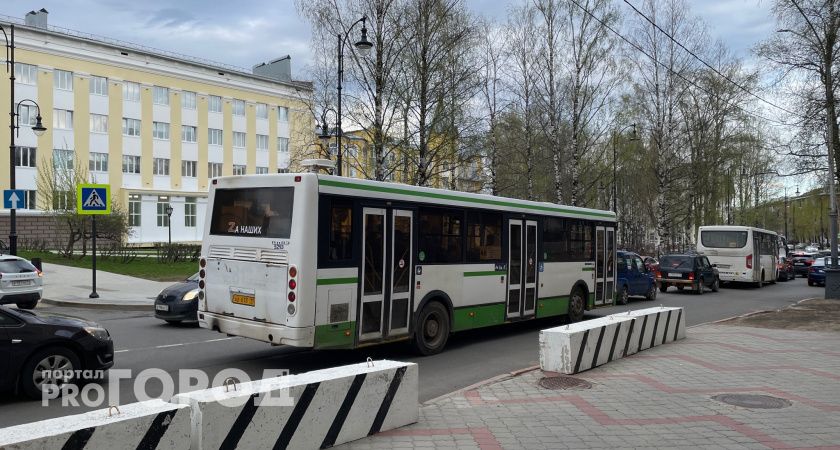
1, 10, 313, 243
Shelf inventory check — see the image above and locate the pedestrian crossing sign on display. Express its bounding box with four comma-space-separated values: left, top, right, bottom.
76, 184, 111, 215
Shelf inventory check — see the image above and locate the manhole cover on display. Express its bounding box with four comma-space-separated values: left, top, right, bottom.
712, 394, 792, 409
538, 376, 592, 390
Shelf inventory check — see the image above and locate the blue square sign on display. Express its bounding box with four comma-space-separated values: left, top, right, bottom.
77, 184, 111, 215
3, 190, 26, 209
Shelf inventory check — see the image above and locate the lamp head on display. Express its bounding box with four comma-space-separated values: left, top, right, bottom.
165, 206, 173, 216
32, 115, 47, 136
355, 20, 373, 57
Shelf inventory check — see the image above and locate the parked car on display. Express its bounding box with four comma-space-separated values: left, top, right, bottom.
641, 256, 659, 273
791, 253, 816, 277
776, 256, 795, 281
657, 254, 720, 295
0, 256, 43, 309
808, 257, 828, 287
615, 251, 658, 304
154, 273, 200, 324
0, 305, 113, 398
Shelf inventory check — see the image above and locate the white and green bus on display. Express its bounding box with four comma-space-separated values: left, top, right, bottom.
197, 173, 617, 355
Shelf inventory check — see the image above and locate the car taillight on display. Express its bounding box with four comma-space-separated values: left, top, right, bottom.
806, 260, 813, 266
746, 254, 753, 269
688, 272, 694, 280
655, 271, 661, 278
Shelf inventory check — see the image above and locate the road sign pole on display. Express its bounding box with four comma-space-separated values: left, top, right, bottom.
89, 215, 99, 299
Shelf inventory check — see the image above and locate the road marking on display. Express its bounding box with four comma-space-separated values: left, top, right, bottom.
115, 337, 240, 353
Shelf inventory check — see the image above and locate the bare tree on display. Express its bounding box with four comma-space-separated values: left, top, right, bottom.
477, 20, 505, 195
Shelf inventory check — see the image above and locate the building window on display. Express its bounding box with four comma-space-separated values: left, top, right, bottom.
53, 109, 73, 130
233, 131, 246, 148
418, 208, 463, 263
277, 168, 290, 174
181, 125, 197, 143
15, 63, 38, 85
208, 128, 223, 146
153, 86, 169, 105
256, 166, 268, 174
54, 69, 73, 91
181, 91, 196, 109
122, 155, 141, 174
18, 104, 38, 127
128, 194, 141, 227
184, 197, 197, 227
232, 164, 246, 175
182, 160, 197, 177
53, 149, 75, 171
89, 152, 108, 172
22, 190, 36, 209
153, 158, 170, 175
233, 99, 245, 116
208, 95, 222, 113
152, 122, 170, 140
277, 137, 289, 153
90, 114, 108, 133
156, 196, 170, 227
123, 81, 141, 102
256, 103, 268, 119
14, 147, 36, 168
277, 106, 289, 122
256, 134, 268, 150
208, 162, 223, 178
122, 118, 141, 137
90, 76, 108, 96
52, 191, 72, 211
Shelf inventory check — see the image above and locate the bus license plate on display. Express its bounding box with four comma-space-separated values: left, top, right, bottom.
11, 280, 30, 287
231, 293, 255, 307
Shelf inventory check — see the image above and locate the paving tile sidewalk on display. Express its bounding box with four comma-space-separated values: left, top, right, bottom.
38, 262, 170, 310
339, 325, 840, 450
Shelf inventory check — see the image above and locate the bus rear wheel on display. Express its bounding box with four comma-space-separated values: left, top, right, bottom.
412, 302, 450, 356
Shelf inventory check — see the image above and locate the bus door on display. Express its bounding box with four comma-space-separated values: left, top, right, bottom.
752, 233, 761, 282
387, 210, 413, 336
360, 208, 386, 341
595, 226, 616, 306
506, 219, 538, 319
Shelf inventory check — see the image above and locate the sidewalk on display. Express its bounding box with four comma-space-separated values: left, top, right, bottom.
38, 263, 170, 310
339, 323, 840, 449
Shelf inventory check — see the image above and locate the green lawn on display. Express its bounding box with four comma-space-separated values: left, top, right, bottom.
19, 251, 198, 282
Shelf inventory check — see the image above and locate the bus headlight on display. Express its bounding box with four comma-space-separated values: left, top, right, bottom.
183, 289, 200, 302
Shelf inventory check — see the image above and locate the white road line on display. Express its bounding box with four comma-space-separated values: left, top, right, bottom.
115, 336, 240, 353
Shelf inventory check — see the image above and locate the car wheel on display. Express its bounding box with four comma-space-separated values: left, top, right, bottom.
20, 347, 81, 399
567, 288, 586, 322
646, 284, 657, 301
618, 286, 629, 305
711, 277, 719, 292
696, 279, 704, 295
808, 280, 815, 286
16, 300, 38, 309
412, 302, 450, 356
659, 284, 668, 293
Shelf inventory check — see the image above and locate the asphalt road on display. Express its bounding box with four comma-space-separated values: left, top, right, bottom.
0, 276, 818, 428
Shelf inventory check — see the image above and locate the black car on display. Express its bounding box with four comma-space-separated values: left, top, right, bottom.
154, 273, 200, 324
791, 253, 816, 277
0, 305, 114, 398
657, 254, 720, 295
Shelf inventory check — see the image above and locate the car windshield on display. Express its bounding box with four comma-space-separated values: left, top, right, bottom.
0, 259, 37, 273
659, 256, 692, 269
701, 230, 748, 248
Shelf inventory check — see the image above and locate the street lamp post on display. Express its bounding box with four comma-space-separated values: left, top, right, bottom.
334, 16, 373, 177
318, 108, 338, 169
165, 205, 174, 247
3, 24, 47, 256
784, 186, 788, 240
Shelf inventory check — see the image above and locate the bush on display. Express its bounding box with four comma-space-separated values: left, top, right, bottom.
155, 243, 201, 263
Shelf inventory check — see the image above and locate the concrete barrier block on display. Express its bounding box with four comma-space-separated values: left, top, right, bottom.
0, 399, 190, 450
172, 360, 418, 450
540, 315, 636, 374
622, 306, 686, 356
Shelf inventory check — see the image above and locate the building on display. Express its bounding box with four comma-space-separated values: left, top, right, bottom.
1, 9, 313, 244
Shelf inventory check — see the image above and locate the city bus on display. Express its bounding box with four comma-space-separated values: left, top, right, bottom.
197, 171, 617, 355
697, 225, 779, 287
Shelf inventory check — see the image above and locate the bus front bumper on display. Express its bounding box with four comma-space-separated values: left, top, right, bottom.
198, 311, 314, 347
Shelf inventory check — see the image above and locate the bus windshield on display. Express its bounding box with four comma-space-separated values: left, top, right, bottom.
701, 230, 748, 249
210, 187, 294, 238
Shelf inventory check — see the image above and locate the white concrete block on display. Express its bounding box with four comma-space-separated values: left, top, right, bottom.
622, 306, 686, 355
172, 360, 418, 450
0, 399, 190, 450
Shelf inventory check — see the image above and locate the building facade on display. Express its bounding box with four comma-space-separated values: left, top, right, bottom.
1, 10, 313, 244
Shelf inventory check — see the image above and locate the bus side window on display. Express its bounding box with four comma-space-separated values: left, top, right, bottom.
329, 203, 353, 261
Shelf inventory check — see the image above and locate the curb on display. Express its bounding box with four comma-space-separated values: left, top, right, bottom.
423, 365, 541, 405
40, 297, 153, 312
695, 297, 821, 327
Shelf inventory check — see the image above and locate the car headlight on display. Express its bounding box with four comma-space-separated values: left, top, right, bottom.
83, 326, 110, 340
182, 289, 200, 301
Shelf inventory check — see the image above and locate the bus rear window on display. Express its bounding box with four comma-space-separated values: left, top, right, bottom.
701, 230, 748, 248
210, 187, 293, 238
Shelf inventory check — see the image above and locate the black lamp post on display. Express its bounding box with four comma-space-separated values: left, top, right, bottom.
334, 16, 373, 177
318, 108, 338, 164
165, 205, 174, 246
2, 23, 48, 255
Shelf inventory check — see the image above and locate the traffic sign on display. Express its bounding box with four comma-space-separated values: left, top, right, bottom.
3, 189, 25, 209
76, 184, 111, 215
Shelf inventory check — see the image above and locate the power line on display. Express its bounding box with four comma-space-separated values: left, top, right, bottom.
566, 0, 795, 129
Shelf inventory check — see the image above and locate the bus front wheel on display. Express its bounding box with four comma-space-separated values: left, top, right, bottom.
413, 302, 450, 356
568, 288, 585, 322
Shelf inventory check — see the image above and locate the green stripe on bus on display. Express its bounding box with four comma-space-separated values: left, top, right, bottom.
452, 303, 506, 331
536, 296, 569, 318
588, 293, 595, 308
581, 267, 595, 272
316, 277, 359, 285
314, 321, 355, 349
463, 270, 506, 277
318, 179, 615, 219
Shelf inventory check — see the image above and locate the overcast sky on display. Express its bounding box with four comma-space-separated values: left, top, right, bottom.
0, 0, 774, 78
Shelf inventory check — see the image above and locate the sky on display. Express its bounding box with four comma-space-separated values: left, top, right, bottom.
0, 0, 776, 79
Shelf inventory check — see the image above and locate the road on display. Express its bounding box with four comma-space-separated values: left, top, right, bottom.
0, 276, 818, 428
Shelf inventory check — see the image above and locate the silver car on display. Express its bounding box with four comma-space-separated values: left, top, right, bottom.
0, 256, 43, 309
